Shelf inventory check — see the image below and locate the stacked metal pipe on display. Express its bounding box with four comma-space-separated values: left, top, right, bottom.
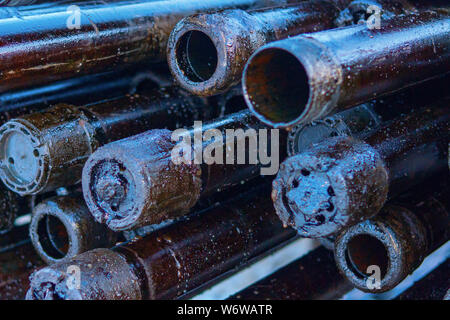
0, 0, 447, 300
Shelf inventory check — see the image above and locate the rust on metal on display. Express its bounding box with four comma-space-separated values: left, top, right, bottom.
273, 105, 449, 238
83, 110, 285, 231
243, 10, 450, 128
30, 194, 118, 264
334, 181, 450, 293
0, 86, 214, 195
168, 0, 347, 96
229, 246, 352, 300
27, 188, 296, 300
0, 0, 291, 92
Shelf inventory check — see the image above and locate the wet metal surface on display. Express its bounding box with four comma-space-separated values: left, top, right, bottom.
244, 10, 450, 128
83, 110, 286, 231
0, 0, 289, 92
335, 182, 450, 293
396, 258, 450, 300
229, 246, 352, 300
27, 188, 296, 300
273, 104, 449, 238
287, 74, 450, 156
168, 0, 346, 96
0, 86, 213, 195
30, 194, 118, 264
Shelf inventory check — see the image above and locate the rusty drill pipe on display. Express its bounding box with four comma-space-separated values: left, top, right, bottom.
334, 187, 450, 293
229, 246, 352, 300
167, 0, 347, 96
30, 194, 118, 264
0, 0, 290, 92
0, 66, 167, 137
0, 86, 214, 196
396, 258, 450, 300
26, 189, 296, 300
243, 10, 450, 128
272, 104, 449, 238
83, 110, 285, 231
287, 73, 450, 156
0, 69, 152, 121
287, 103, 382, 156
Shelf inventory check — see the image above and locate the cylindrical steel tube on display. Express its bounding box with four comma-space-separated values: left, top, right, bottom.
83, 110, 285, 231
0, 86, 212, 195
272, 103, 449, 238
26, 189, 296, 300
243, 10, 450, 128
0, 0, 289, 92
396, 258, 450, 300
167, 0, 347, 96
0, 68, 165, 118
287, 103, 382, 156
334, 186, 450, 293
287, 73, 450, 156
29, 194, 118, 264
229, 246, 352, 300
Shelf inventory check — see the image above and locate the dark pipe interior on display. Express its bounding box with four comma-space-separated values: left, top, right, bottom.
37, 215, 69, 259
245, 48, 309, 125
345, 234, 389, 280
176, 31, 218, 82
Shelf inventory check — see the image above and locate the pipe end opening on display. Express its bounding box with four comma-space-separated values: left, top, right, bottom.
244, 48, 310, 127
345, 234, 389, 280
175, 30, 218, 83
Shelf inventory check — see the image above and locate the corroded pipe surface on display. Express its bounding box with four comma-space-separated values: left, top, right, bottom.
243, 10, 450, 128
83, 110, 285, 231
30, 194, 118, 264
273, 104, 449, 237
287, 103, 381, 156
0, 0, 289, 92
27, 189, 296, 300
229, 246, 352, 300
168, 0, 347, 96
287, 75, 450, 156
334, 185, 450, 293
0, 86, 213, 195
0, 67, 167, 118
